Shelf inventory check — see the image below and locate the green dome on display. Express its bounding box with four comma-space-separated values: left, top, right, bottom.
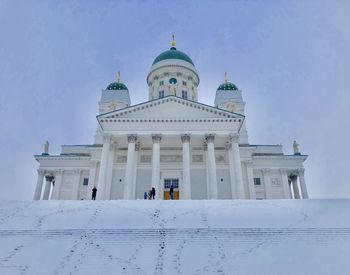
152, 47, 194, 66
217, 82, 238, 91
106, 82, 128, 90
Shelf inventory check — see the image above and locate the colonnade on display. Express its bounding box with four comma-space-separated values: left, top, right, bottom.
95, 133, 244, 200
34, 134, 308, 200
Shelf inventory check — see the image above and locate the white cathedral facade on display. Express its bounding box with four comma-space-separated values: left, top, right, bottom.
33, 38, 308, 201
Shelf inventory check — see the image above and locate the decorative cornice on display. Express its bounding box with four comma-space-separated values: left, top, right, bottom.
181, 134, 191, 143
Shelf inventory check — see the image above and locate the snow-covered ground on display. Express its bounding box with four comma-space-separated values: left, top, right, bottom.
0, 200, 349, 275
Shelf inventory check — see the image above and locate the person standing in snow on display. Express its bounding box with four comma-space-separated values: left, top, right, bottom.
151, 187, 156, 200
169, 184, 174, 200
92, 186, 97, 200
144, 191, 147, 200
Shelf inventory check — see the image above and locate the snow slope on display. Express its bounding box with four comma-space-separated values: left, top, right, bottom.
0, 200, 349, 275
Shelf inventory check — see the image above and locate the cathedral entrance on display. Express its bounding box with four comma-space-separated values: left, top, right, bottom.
163, 178, 179, 200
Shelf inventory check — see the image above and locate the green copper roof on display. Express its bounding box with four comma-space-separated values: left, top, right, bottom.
217, 82, 238, 91
152, 47, 194, 66
106, 82, 128, 90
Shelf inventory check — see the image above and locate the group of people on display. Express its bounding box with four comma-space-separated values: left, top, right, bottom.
144, 187, 156, 200
91, 184, 175, 200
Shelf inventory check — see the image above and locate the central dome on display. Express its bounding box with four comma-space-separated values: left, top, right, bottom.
152, 47, 194, 66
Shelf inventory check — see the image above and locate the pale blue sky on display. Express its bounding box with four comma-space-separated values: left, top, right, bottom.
0, 0, 349, 200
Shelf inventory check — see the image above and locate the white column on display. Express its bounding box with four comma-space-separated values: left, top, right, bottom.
96, 136, 111, 200
42, 175, 54, 200
151, 135, 161, 199
227, 142, 237, 199
245, 161, 256, 200
298, 168, 309, 199
181, 134, 191, 200
231, 134, 245, 199
132, 142, 139, 199
51, 170, 63, 200
71, 169, 82, 200
280, 169, 292, 199
205, 134, 218, 199
104, 142, 117, 200
86, 160, 98, 200
262, 169, 272, 199
33, 170, 45, 200
124, 135, 137, 199
204, 143, 210, 199
291, 175, 300, 199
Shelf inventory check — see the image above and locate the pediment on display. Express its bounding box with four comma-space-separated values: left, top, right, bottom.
97, 96, 244, 133
98, 96, 244, 121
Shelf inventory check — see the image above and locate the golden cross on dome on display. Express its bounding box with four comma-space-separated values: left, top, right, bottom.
117, 71, 120, 83
171, 34, 176, 48
224, 72, 228, 83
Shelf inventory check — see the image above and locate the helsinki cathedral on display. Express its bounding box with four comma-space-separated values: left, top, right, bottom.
34, 36, 308, 201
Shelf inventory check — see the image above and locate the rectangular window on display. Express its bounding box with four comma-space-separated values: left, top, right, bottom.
83, 178, 89, 186
164, 179, 179, 189
159, 90, 164, 98
254, 178, 261, 186
182, 81, 187, 86
159, 80, 164, 86
182, 90, 188, 99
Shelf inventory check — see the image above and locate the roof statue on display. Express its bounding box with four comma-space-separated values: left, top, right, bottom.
293, 140, 300, 155
43, 141, 49, 155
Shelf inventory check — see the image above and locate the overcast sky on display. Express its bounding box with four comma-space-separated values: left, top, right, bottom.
0, 0, 349, 200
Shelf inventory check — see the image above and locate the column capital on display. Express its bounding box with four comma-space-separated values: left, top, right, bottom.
127, 134, 137, 143
45, 175, 54, 182
181, 134, 191, 143
289, 174, 298, 181
229, 133, 240, 143
152, 134, 162, 143
102, 135, 112, 143
205, 134, 215, 143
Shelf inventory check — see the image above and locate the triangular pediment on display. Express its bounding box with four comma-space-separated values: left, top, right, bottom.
98, 96, 244, 121
97, 96, 244, 133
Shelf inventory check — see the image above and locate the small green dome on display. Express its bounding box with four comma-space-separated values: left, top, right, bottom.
106, 82, 128, 90
217, 82, 238, 91
152, 47, 194, 66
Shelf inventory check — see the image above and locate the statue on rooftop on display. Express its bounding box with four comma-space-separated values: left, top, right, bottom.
44, 141, 49, 155
293, 140, 300, 155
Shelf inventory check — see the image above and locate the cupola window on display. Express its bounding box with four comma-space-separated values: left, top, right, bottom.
182, 90, 188, 100
183, 81, 187, 86
159, 90, 164, 98
159, 80, 164, 86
